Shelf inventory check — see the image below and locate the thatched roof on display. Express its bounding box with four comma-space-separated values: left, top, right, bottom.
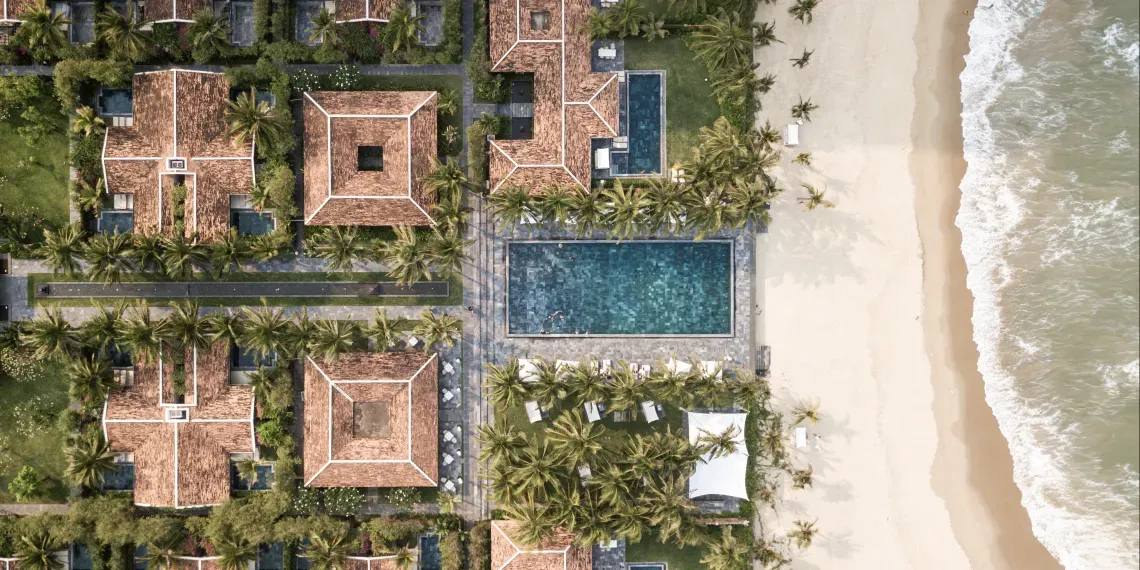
102, 342, 255, 508
344, 555, 417, 570
333, 0, 403, 22
303, 352, 439, 487
490, 521, 592, 570
101, 70, 255, 242
303, 91, 438, 226
142, 0, 212, 22
487, 0, 619, 193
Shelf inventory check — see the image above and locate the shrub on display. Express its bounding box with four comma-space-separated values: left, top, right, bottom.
440, 532, 463, 570
53, 59, 133, 109
384, 488, 421, 513
291, 69, 322, 92
468, 0, 506, 102
321, 487, 365, 517
363, 518, 428, 552
293, 487, 321, 515
327, 64, 363, 90
256, 417, 293, 449
259, 159, 298, 220
438, 0, 462, 63
151, 23, 186, 60
254, 0, 271, 42
71, 131, 104, 184
262, 41, 315, 63
8, 465, 45, 502
271, 0, 295, 42
274, 454, 298, 496
468, 522, 490, 570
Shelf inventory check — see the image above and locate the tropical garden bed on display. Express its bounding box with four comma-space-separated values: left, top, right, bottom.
0, 356, 71, 503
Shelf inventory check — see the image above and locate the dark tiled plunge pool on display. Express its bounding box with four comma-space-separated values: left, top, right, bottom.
231, 210, 275, 235
624, 72, 662, 174
507, 241, 732, 336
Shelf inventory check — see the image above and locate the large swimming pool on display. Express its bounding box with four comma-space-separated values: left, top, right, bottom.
507, 241, 733, 336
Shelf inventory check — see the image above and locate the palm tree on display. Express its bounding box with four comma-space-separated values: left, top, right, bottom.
83, 231, 133, 284
752, 20, 781, 47
728, 177, 778, 229
503, 503, 557, 546
799, 184, 835, 211
697, 424, 742, 459
710, 62, 764, 106
601, 180, 643, 241
214, 539, 257, 570
608, 0, 648, 39
204, 309, 242, 344
666, 0, 705, 17
644, 474, 699, 544
530, 357, 566, 409
245, 365, 277, 405
66, 356, 115, 405
476, 417, 526, 465
700, 527, 751, 570
364, 308, 407, 351
484, 358, 527, 409
239, 301, 290, 358
536, 185, 574, 228
510, 443, 561, 502
788, 0, 820, 24
791, 96, 819, 122
139, 538, 181, 570
382, 225, 434, 285
22, 309, 80, 362
790, 465, 814, 489
422, 157, 470, 204
284, 307, 316, 358
793, 152, 813, 166
308, 318, 359, 362
81, 303, 125, 352
640, 17, 667, 41
427, 228, 472, 278
116, 302, 166, 364
307, 7, 338, 45
756, 72, 777, 95
413, 309, 461, 351
72, 106, 106, 137
437, 90, 460, 117
391, 548, 415, 570
437, 492, 458, 514
683, 185, 730, 241
546, 409, 605, 468
128, 234, 165, 273
758, 120, 782, 150
488, 186, 533, 230
225, 87, 287, 151
791, 48, 814, 68
235, 456, 260, 489
188, 7, 230, 60
788, 519, 818, 549
248, 231, 290, 263
385, 3, 425, 52
306, 226, 365, 272
689, 14, 751, 71
160, 233, 209, 279
15, 532, 63, 570
566, 359, 607, 405
606, 362, 643, 416
15, 0, 69, 52
71, 177, 106, 215
792, 399, 821, 425
97, 3, 152, 61
586, 8, 614, 40
431, 197, 471, 234
210, 229, 248, 277
164, 301, 212, 351
568, 189, 606, 237
65, 431, 117, 489
38, 224, 83, 275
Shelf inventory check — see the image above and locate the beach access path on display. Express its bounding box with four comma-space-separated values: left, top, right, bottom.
752, 0, 1060, 569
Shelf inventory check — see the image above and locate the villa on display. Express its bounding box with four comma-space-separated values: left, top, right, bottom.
486, 0, 665, 194
302, 352, 439, 487
0, 0, 255, 45
295, 0, 443, 46
99, 70, 270, 241
101, 343, 257, 508
302, 91, 439, 227
491, 520, 592, 570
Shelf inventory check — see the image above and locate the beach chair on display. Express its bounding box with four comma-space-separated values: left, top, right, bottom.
525, 401, 544, 423
519, 358, 539, 383
641, 401, 660, 423
794, 426, 808, 449
666, 357, 693, 374
584, 401, 602, 423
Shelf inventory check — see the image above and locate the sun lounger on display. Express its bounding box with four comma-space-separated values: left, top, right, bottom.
443, 362, 455, 375
556, 360, 579, 374
519, 358, 539, 382
405, 335, 421, 348
784, 124, 799, 147
584, 401, 602, 423
525, 401, 544, 423
595, 147, 611, 169
577, 464, 593, 480
641, 401, 660, 423
794, 426, 807, 449
666, 357, 693, 374
702, 361, 723, 380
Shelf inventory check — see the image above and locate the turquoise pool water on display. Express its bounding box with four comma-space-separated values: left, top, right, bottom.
507, 241, 732, 335
231, 210, 275, 235
627, 565, 665, 570
625, 73, 662, 174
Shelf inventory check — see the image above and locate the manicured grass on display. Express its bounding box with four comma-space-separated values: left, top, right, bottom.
623, 36, 720, 168
625, 527, 751, 570
27, 272, 464, 307
0, 94, 71, 228
0, 359, 71, 503
502, 400, 684, 447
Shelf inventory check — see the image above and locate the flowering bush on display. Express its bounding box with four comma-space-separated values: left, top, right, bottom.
322, 487, 365, 516
327, 65, 363, 91
293, 486, 321, 514
0, 347, 44, 382
291, 69, 322, 93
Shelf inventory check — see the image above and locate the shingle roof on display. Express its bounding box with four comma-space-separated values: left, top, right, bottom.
344, 555, 416, 570
303, 91, 438, 226
334, 0, 402, 22
142, 0, 212, 22
303, 352, 439, 487
102, 342, 255, 508
490, 521, 592, 570
487, 0, 619, 194
172, 557, 222, 570
101, 70, 255, 242
0, 0, 35, 21
0, 558, 18, 570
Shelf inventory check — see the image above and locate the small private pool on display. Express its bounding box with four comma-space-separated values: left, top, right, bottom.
98, 88, 133, 116
627, 565, 666, 570
593, 71, 665, 178
231, 210, 275, 235
507, 241, 732, 336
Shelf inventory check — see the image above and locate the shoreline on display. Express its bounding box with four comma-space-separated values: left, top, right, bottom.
911, 2, 1063, 569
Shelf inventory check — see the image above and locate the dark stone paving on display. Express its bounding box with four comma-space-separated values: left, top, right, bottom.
34, 280, 450, 298
592, 539, 626, 570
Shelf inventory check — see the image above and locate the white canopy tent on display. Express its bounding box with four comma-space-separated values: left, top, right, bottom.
687, 411, 749, 500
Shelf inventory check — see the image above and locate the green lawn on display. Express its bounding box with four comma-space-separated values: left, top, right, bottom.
501, 399, 684, 448
625, 526, 752, 570
27, 272, 464, 307
623, 36, 720, 168
0, 358, 71, 503
0, 94, 71, 228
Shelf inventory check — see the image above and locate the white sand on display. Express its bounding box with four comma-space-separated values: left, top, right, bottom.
750, 0, 1056, 568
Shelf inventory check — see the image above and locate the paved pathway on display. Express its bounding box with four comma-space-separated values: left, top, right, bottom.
32, 280, 449, 299
0, 503, 70, 515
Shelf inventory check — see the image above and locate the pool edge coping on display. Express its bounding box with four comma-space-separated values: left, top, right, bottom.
504, 238, 736, 338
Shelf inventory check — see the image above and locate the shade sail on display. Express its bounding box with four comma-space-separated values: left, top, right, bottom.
687, 411, 749, 500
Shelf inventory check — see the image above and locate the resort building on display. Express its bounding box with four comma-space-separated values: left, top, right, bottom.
170, 557, 223, 570
1, 557, 17, 570
303, 352, 439, 487
100, 70, 268, 241
486, 0, 665, 193
344, 555, 417, 570
686, 410, 749, 501
490, 520, 592, 570
101, 343, 257, 508
302, 91, 439, 227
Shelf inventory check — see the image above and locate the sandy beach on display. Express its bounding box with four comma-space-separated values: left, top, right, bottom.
753, 0, 1062, 568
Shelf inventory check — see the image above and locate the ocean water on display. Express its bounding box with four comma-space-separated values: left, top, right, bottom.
959, 0, 1140, 568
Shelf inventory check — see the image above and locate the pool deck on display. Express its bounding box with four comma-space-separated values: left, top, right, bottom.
487, 226, 754, 370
